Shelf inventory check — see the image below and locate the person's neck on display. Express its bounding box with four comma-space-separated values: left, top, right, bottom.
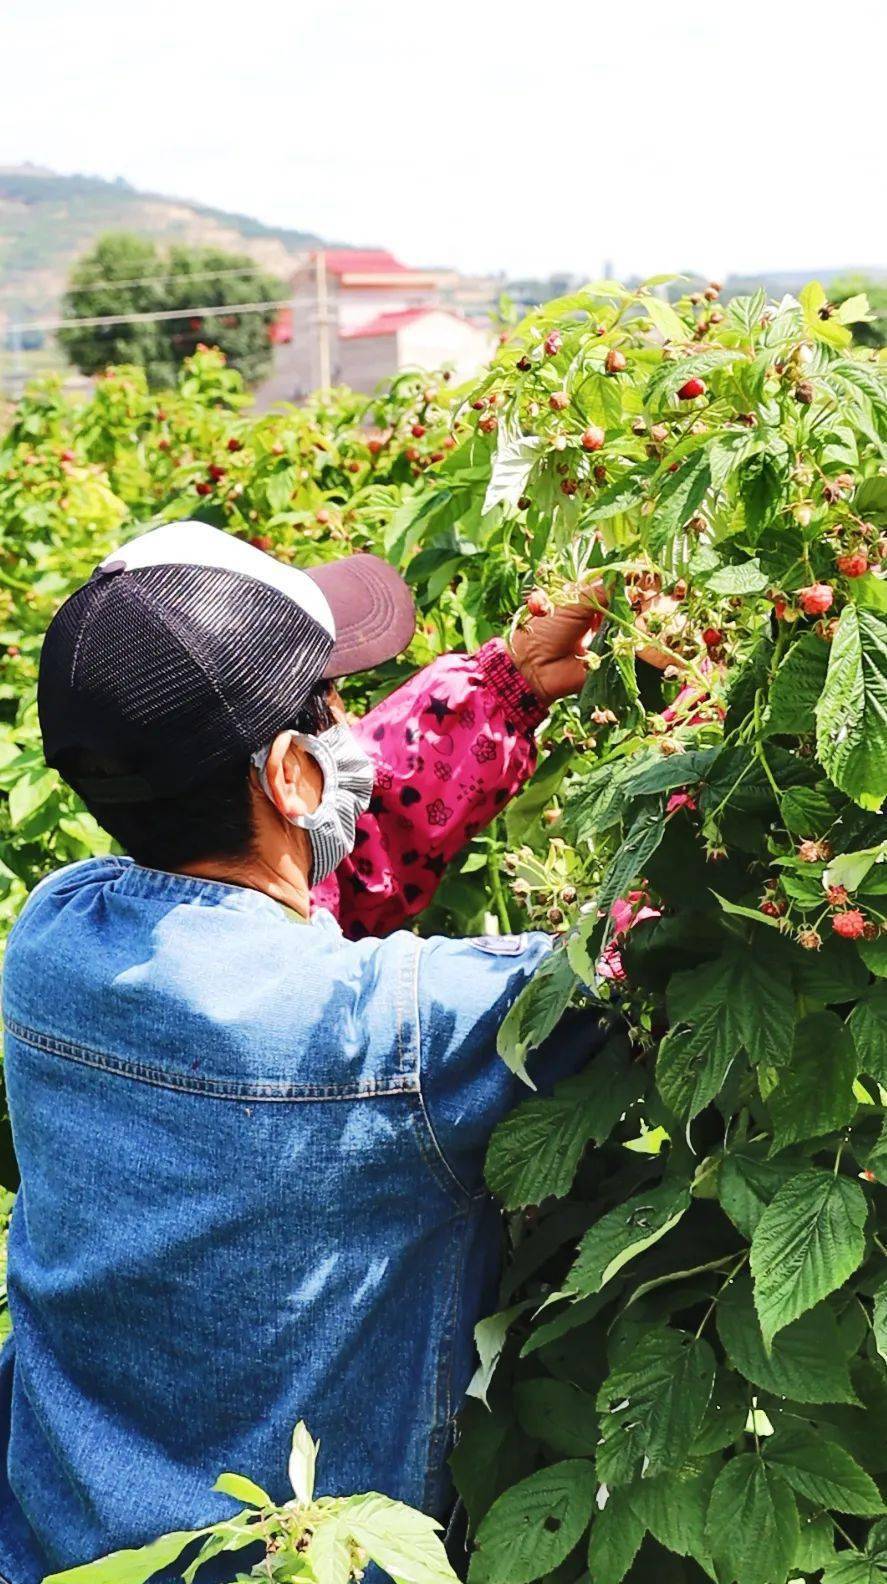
179, 847, 313, 920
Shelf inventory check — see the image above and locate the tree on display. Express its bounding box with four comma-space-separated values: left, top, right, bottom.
830, 272, 887, 347
58, 232, 286, 387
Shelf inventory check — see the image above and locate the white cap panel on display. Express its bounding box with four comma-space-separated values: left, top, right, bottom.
99, 521, 336, 639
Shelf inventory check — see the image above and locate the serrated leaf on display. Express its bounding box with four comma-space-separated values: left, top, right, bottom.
586, 1489, 645, 1584
874, 1280, 887, 1366
595, 1329, 715, 1484
565, 1181, 689, 1297
649, 451, 711, 550
667, 945, 795, 1071
628, 1458, 717, 1562
514, 1378, 599, 1457
343, 1493, 457, 1584
645, 347, 742, 404
705, 1455, 799, 1584
849, 985, 887, 1084
780, 784, 840, 835
496, 948, 576, 1087
584, 476, 648, 524
466, 1301, 533, 1407
768, 1011, 858, 1149
8, 766, 57, 828
44, 1530, 205, 1584
655, 1023, 736, 1125
702, 558, 768, 596
768, 631, 831, 735
750, 1168, 868, 1346
817, 605, 887, 810
719, 1148, 805, 1239
485, 1038, 643, 1209
642, 294, 687, 343
717, 1275, 859, 1405
469, 1460, 596, 1584
765, 1424, 884, 1516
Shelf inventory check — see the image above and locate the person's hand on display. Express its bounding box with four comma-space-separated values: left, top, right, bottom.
507, 583, 607, 706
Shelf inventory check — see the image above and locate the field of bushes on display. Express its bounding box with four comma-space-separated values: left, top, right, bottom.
2, 278, 887, 1584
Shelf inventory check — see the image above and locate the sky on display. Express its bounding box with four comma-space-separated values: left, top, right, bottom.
1, 0, 884, 282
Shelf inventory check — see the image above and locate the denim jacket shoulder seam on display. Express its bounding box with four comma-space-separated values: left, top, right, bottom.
413, 939, 475, 1204
4, 1016, 418, 1104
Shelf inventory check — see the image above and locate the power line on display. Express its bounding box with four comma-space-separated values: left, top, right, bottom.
5, 297, 319, 335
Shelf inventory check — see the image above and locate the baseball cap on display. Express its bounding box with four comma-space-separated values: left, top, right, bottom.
38, 520, 416, 804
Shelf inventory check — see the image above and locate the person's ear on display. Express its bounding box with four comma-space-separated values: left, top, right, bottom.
259, 731, 322, 821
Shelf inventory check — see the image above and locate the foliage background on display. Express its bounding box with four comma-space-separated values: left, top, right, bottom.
0, 278, 886, 1584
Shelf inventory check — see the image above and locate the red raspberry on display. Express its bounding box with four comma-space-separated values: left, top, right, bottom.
526, 589, 553, 618
798, 583, 834, 616
478, 415, 498, 434
836, 551, 869, 578
832, 909, 866, 939
411, 423, 426, 438
677, 377, 706, 400
227, 437, 242, 452
195, 481, 212, 495
544, 331, 562, 356
581, 425, 605, 451
702, 628, 723, 648
208, 464, 226, 481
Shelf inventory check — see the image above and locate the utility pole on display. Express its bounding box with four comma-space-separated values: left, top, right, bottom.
315, 250, 331, 392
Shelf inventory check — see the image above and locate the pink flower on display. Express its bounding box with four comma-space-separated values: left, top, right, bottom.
667, 790, 698, 814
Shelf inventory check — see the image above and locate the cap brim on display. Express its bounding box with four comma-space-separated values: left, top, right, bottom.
306, 553, 416, 679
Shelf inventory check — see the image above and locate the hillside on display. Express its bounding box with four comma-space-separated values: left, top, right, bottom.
0, 165, 329, 326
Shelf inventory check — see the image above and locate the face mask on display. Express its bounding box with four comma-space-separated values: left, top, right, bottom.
251, 722, 374, 884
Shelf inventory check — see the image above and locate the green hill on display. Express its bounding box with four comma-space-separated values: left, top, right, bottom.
0, 165, 327, 326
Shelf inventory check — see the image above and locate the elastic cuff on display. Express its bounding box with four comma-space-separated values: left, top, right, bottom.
474, 639, 548, 732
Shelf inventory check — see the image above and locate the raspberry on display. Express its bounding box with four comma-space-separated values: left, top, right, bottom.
836, 551, 869, 578
797, 839, 831, 863
581, 424, 605, 451
526, 589, 553, 618
702, 627, 723, 648
605, 349, 627, 375
195, 480, 212, 495
796, 928, 822, 950
832, 909, 866, 939
227, 437, 242, 452
208, 464, 226, 481
798, 583, 834, 616
549, 391, 569, 411
478, 415, 498, 434
826, 885, 848, 906
677, 377, 706, 400
760, 899, 786, 918
544, 332, 562, 356
411, 423, 426, 438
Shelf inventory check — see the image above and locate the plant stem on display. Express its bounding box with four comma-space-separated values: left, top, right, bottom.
487, 827, 512, 936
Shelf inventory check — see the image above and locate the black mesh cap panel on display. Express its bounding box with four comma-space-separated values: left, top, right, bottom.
38, 562, 334, 801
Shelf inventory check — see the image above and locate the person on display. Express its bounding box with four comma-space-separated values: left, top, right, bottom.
0, 522, 612, 1584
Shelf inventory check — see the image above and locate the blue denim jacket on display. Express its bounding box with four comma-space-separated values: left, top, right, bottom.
0, 857, 602, 1582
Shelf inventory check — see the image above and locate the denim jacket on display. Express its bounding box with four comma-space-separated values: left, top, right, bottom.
0, 857, 603, 1582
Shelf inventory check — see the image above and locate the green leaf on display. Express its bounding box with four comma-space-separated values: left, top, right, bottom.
482, 435, 543, 514
644, 347, 742, 404
565, 1181, 689, 1297
586, 1489, 645, 1584
485, 1038, 644, 1209
817, 605, 887, 810
667, 945, 795, 1071
8, 765, 57, 828
765, 1424, 885, 1516
496, 948, 577, 1086
849, 985, 887, 1084
213, 1472, 272, 1507
767, 1011, 858, 1149
466, 1302, 533, 1407
468, 1460, 596, 1584
342, 1492, 457, 1584
628, 1458, 717, 1563
768, 631, 831, 736
595, 1329, 715, 1484
780, 784, 840, 836
705, 1455, 799, 1584
750, 1168, 868, 1347
823, 1551, 887, 1583
308, 1512, 353, 1584
874, 1280, 887, 1367
265, 464, 299, 513
584, 476, 648, 524
641, 293, 687, 342
719, 1148, 806, 1239
702, 558, 768, 597
656, 1022, 736, 1126
649, 451, 711, 550
44, 1530, 204, 1584
288, 1420, 318, 1504
594, 806, 666, 928
718, 1275, 859, 1404
514, 1378, 599, 1457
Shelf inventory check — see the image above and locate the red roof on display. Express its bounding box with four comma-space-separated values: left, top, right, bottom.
341, 307, 479, 340
320, 250, 408, 277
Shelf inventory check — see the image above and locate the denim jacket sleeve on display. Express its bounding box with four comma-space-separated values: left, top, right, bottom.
415, 932, 612, 1193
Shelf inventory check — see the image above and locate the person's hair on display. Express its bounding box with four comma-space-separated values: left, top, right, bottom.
58, 685, 335, 873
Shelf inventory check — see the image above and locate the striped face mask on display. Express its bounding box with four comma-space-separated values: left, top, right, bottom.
251, 723, 375, 883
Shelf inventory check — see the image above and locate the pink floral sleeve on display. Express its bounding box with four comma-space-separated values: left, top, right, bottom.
310, 639, 547, 939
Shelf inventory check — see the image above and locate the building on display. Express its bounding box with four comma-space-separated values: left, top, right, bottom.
255, 249, 494, 405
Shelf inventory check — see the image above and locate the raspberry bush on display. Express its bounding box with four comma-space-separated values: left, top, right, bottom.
0, 281, 886, 1584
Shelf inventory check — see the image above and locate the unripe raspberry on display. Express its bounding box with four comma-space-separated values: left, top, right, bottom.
605, 348, 627, 375
549, 390, 569, 411
581, 424, 605, 451
478, 414, 498, 434
544, 331, 562, 356
793, 503, 813, 527
796, 928, 822, 950
650, 423, 669, 444
794, 380, 815, 405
